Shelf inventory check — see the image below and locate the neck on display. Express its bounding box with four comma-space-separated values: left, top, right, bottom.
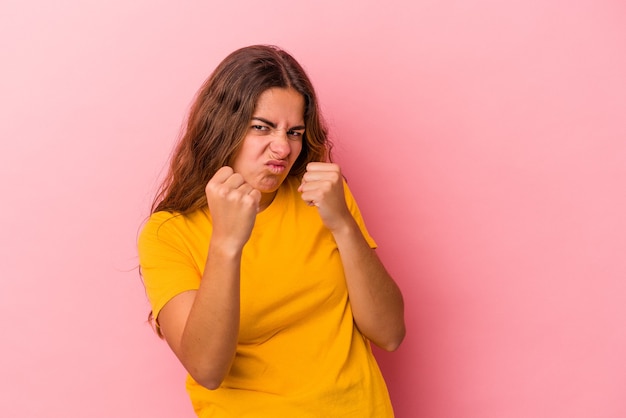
258, 191, 277, 212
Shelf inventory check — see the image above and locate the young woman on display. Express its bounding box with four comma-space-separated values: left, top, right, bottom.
138, 44, 405, 417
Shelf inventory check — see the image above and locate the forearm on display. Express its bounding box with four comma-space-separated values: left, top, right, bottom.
332, 219, 406, 351
178, 243, 241, 389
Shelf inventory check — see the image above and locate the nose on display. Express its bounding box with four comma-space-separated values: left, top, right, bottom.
269, 130, 291, 158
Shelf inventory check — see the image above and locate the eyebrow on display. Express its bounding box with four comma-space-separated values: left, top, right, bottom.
251, 117, 305, 131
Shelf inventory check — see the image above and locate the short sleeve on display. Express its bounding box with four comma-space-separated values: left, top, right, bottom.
138, 212, 202, 320
343, 181, 377, 249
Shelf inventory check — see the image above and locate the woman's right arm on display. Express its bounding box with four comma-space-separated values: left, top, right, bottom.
156, 167, 261, 390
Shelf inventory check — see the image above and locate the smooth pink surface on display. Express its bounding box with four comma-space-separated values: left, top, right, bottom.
1, 1, 625, 417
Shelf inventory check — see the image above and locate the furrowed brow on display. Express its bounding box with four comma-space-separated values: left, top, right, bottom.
251, 117, 305, 131
251, 117, 276, 128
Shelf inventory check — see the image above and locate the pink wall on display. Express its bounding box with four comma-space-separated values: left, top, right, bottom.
1, 1, 625, 416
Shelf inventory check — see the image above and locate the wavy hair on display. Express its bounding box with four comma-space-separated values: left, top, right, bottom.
151, 45, 331, 215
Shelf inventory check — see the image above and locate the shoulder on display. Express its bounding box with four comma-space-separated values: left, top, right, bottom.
139, 211, 183, 241
342, 179, 359, 204
138, 209, 209, 251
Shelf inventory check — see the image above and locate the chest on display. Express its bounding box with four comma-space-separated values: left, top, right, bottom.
237, 209, 347, 343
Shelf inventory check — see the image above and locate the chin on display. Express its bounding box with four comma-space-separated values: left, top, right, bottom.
255, 174, 289, 190
258, 184, 282, 194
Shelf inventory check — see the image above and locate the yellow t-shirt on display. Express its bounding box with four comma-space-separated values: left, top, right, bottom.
138, 177, 394, 417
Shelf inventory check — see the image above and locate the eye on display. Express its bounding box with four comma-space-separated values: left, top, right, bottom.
287, 129, 305, 140
250, 124, 271, 135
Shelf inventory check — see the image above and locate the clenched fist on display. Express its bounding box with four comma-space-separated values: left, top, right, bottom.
206, 166, 262, 251
298, 162, 352, 232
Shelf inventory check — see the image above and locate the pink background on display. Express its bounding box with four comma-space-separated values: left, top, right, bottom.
1, 1, 625, 417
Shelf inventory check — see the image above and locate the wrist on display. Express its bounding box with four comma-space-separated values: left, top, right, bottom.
329, 216, 360, 241
208, 237, 245, 259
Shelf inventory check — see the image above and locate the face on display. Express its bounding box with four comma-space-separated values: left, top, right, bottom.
231, 87, 305, 209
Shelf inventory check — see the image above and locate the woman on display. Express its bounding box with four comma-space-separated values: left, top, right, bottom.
138, 44, 405, 417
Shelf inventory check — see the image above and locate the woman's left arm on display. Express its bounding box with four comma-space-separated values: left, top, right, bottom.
299, 163, 406, 351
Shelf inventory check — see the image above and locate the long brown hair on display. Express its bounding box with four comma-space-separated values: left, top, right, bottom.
152, 45, 331, 215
